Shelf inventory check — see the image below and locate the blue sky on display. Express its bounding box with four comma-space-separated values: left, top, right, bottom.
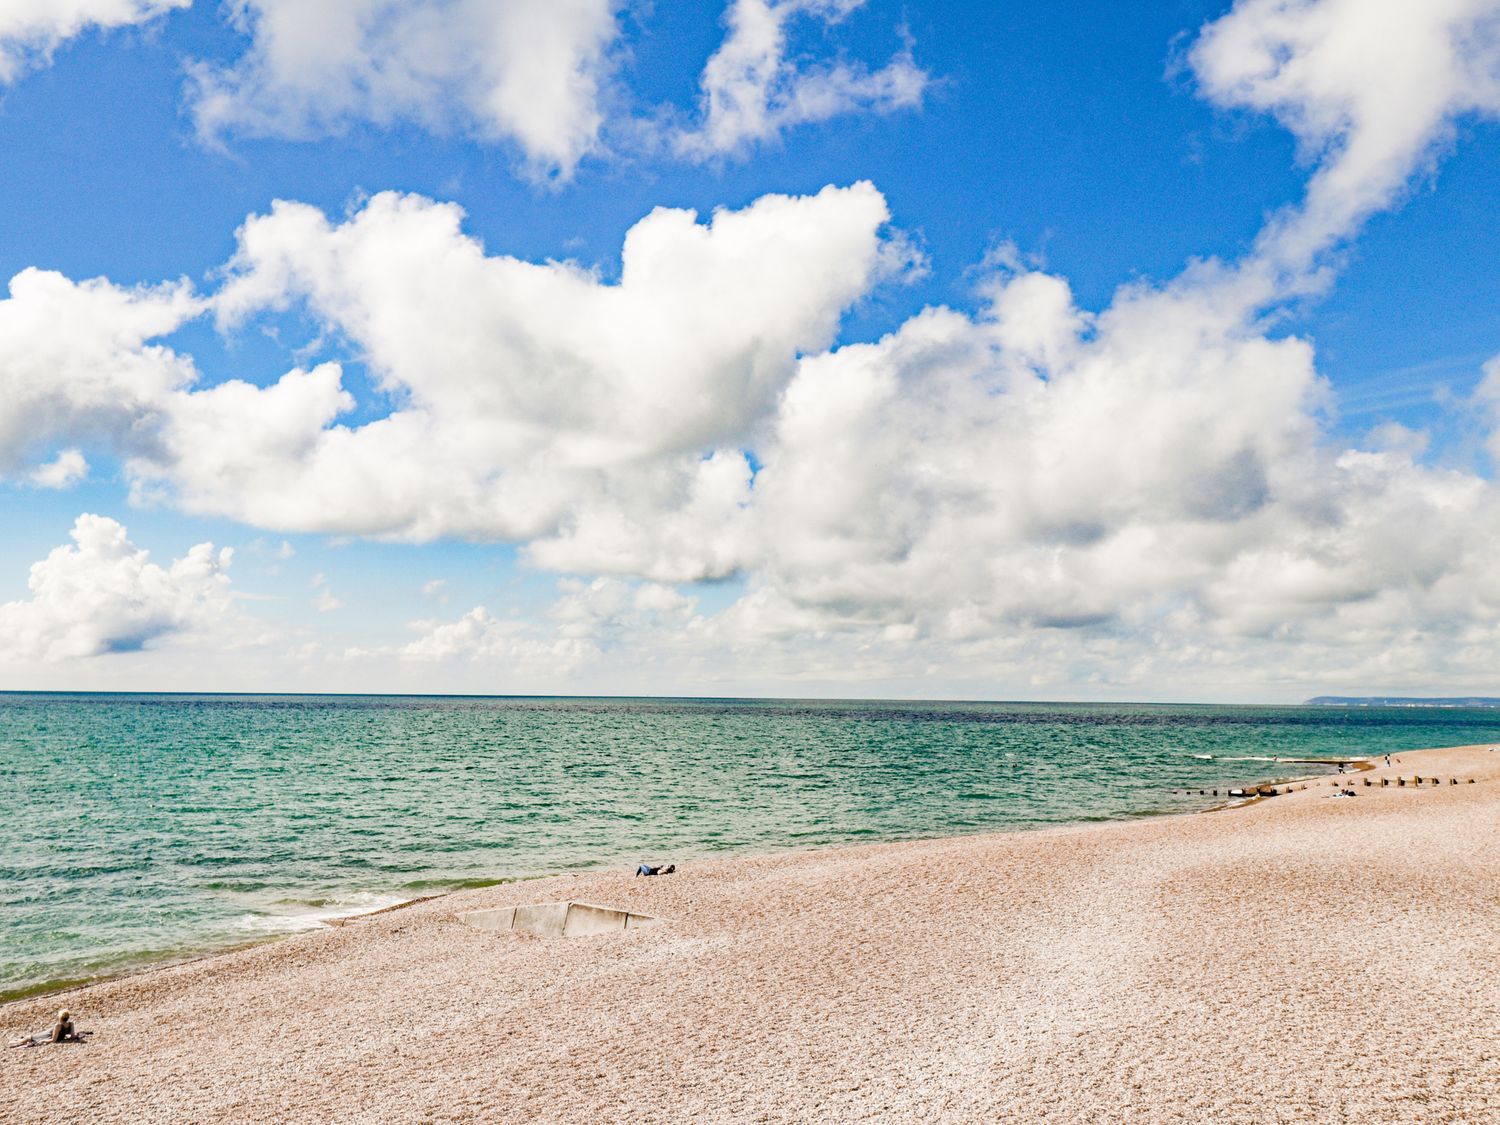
1, 0, 1499, 699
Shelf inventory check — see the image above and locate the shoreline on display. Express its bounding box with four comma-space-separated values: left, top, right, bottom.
1196, 753, 1377, 811
0, 742, 1456, 1011
5, 741, 1497, 1121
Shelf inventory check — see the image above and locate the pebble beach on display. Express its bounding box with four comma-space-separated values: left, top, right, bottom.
5, 743, 1499, 1122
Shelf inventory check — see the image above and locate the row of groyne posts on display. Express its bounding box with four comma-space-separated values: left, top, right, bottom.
1177, 775, 1478, 799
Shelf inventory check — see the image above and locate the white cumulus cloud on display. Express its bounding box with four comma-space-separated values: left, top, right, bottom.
186, 0, 619, 181
0, 267, 201, 481
0, 0, 188, 84
149, 182, 894, 575
733, 257, 1500, 690
0, 514, 234, 662
0, 184, 897, 586
29, 448, 89, 489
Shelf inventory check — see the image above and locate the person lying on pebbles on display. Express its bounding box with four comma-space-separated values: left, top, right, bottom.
8, 1009, 90, 1048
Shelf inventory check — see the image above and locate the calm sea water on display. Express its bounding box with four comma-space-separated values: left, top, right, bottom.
3, 693, 1498, 999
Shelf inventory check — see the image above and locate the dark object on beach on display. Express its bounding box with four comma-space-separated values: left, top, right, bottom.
1382, 778, 1389, 786
1363, 779, 1372, 786
635, 864, 676, 877
50, 1010, 78, 1043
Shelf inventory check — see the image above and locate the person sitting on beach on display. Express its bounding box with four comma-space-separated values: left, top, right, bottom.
635, 864, 677, 877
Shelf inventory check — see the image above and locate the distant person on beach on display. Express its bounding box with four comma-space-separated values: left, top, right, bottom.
9, 1010, 83, 1049
635, 864, 676, 877
1385, 755, 1391, 768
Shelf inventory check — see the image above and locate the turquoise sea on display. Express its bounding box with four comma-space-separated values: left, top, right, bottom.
4, 693, 1499, 1000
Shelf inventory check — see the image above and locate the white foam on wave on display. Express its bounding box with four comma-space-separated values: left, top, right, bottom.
234, 891, 410, 935
1188, 753, 1288, 763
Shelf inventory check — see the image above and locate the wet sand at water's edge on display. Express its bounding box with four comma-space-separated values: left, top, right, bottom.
5, 743, 1499, 1122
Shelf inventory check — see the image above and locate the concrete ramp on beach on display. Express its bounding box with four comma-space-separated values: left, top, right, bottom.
457, 901, 658, 938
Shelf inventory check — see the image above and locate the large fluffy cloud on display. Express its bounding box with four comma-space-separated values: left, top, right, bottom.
211, 183, 890, 463
0, 182, 898, 579
0, 267, 201, 479
187, 0, 619, 180
0, 514, 234, 661
0, 0, 187, 83
675, 0, 927, 159
735, 262, 1500, 685
145, 181, 893, 575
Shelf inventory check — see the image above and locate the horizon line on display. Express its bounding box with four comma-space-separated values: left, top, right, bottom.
2, 690, 1496, 708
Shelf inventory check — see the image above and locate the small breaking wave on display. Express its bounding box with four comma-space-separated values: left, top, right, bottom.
234, 891, 410, 935
1187, 753, 1284, 762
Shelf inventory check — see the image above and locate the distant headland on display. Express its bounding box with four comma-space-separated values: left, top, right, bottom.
1306, 696, 1500, 708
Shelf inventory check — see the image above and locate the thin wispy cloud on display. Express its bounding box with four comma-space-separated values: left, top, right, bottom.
673, 0, 928, 160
